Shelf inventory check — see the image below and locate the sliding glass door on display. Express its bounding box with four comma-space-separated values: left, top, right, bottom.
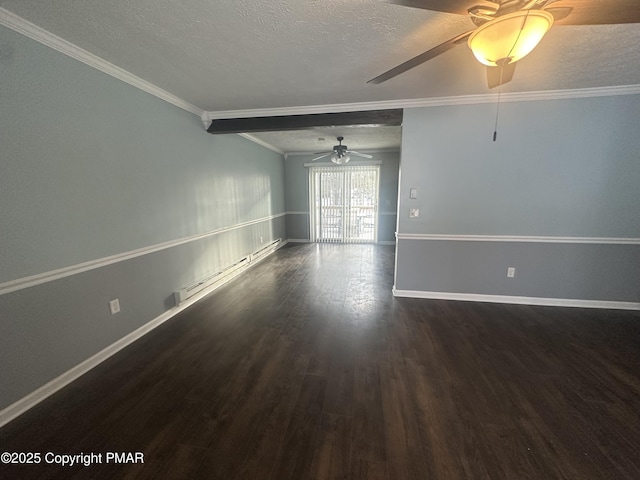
309, 165, 379, 243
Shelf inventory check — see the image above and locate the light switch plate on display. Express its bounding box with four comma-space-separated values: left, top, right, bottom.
410, 188, 417, 199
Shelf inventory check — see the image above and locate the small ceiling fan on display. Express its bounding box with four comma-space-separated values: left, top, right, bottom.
311, 137, 373, 164
369, 0, 640, 88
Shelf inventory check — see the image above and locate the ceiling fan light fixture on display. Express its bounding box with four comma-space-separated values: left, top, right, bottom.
331, 153, 350, 164
467, 10, 554, 67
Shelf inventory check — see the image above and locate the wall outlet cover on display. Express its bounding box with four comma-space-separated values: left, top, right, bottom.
507, 267, 516, 278
109, 299, 121, 315
409, 208, 420, 218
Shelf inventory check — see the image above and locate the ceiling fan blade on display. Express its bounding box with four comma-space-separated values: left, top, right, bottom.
382, 0, 479, 15
486, 62, 517, 89
347, 151, 374, 159
547, 0, 640, 25
542, 6, 573, 22
368, 30, 474, 84
313, 150, 332, 155
311, 152, 334, 162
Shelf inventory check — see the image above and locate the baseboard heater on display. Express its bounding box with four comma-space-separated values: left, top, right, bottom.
174, 238, 282, 305
249, 238, 282, 263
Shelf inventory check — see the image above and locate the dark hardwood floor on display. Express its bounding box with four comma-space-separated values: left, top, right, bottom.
2, 243, 640, 479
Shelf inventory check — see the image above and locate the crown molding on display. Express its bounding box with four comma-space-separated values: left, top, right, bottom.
4, 7, 638, 134
0, 8, 203, 117
205, 84, 640, 120
0, 9, 286, 154
238, 133, 284, 155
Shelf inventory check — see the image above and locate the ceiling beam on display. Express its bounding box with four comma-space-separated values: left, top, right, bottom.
206, 109, 403, 134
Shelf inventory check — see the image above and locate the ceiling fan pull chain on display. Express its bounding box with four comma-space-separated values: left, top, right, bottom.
493, 94, 500, 141
493, 66, 504, 142
493, 9, 528, 142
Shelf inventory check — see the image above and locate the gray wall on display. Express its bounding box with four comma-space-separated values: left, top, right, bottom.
0, 26, 286, 409
284, 151, 400, 243
396, 96, 640, 302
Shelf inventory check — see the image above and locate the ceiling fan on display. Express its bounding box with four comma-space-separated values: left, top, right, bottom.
311, 137, 374, 164
369, 0, 640, 88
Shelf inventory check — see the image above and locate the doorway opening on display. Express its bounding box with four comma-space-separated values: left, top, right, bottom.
309, 164, 380, 243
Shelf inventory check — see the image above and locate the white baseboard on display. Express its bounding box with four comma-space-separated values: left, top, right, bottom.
392, 288, 640, 311
0, 241, 286, 429
0, 309, 178, 429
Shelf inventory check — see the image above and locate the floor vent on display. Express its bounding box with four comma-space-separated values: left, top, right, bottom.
174, 238, 282, 306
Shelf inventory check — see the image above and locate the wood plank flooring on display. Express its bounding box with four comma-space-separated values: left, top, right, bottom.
1, 243, 640, 479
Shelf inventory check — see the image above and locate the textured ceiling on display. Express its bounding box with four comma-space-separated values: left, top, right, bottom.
2, 0, 639, 150
251, 126, 402, 153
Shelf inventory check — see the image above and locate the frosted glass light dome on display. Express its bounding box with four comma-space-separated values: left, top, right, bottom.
468, 10, 554, 66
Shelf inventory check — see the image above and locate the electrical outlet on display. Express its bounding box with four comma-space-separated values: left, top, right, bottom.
410, 187, 418, 199
507, 267, 516, 278
409, 208, 420, 218
109, 298, 121, 315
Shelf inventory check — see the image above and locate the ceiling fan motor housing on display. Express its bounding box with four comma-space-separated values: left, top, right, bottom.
334, 136, 347, 156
